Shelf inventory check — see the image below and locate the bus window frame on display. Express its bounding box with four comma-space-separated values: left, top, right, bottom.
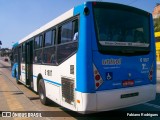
42, 28, 57, 65
56, 16, 79, 65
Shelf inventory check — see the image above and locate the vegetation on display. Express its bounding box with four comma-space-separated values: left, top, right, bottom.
154, 16, 160, 32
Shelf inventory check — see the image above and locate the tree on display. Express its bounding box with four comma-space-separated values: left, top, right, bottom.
154, 16, 160, 32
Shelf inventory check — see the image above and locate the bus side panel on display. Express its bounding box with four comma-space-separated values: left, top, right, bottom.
45, 82, 61, 104
32, 64, 41, 92
75, 91, 97, 111
36, 54, 76, 109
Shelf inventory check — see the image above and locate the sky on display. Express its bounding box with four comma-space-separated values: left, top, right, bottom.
0, 0, 159, 49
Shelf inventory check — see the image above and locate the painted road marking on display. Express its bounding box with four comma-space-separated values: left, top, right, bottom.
143, 103, 160, 109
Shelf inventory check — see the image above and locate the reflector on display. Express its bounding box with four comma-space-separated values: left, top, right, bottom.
96, 82, 100, 87
95, 74, 100, 81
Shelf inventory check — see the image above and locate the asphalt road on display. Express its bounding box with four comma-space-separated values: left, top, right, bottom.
0, 59, 160, 120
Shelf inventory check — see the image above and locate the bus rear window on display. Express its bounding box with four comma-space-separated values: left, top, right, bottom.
93, 3, 150, 55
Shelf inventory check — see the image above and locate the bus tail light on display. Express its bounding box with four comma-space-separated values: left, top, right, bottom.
95, 74, 100, 81
96, 82, 100, 87
148, 63, 153, 81
93, 64, 103, 89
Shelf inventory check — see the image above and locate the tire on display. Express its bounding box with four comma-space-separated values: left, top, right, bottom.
38, 79, 49, 105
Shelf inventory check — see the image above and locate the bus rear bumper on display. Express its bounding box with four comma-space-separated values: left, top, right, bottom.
76, 84, 156, 113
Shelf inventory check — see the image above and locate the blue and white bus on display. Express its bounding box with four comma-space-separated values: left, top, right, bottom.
11, 1, 156, 113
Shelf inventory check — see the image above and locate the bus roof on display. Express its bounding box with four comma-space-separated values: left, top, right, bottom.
155, 32, 160, 38
19, 8, 74, 44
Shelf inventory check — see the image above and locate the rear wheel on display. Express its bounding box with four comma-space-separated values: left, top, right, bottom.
38, 79, 49, 105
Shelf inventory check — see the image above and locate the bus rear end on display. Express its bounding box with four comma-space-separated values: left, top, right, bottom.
76, 2, 156, 112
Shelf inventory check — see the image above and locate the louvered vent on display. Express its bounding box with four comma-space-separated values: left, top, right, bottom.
62, 78, 74, 105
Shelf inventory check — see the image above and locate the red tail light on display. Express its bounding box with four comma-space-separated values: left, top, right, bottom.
93, 64, 104, 89
95, 75, 100, 81
96, 82, 100, 87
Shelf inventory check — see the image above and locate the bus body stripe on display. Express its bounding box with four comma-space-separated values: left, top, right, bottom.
32, 75, 61, 86
43, 79, 62, 86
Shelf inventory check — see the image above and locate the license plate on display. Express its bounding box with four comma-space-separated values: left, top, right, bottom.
121, 92, 139, 99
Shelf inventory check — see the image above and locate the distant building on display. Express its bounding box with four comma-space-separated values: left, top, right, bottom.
153, 3, 160, 19
0, 48, 11, 57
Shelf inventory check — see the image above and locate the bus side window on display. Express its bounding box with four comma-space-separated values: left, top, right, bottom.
33, 35, 43, 64
72, 19, 79, 41
57, 18, 78, 64
58, 27, 62, 44
43, 29, 56, 64
58, 21, 73, 44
